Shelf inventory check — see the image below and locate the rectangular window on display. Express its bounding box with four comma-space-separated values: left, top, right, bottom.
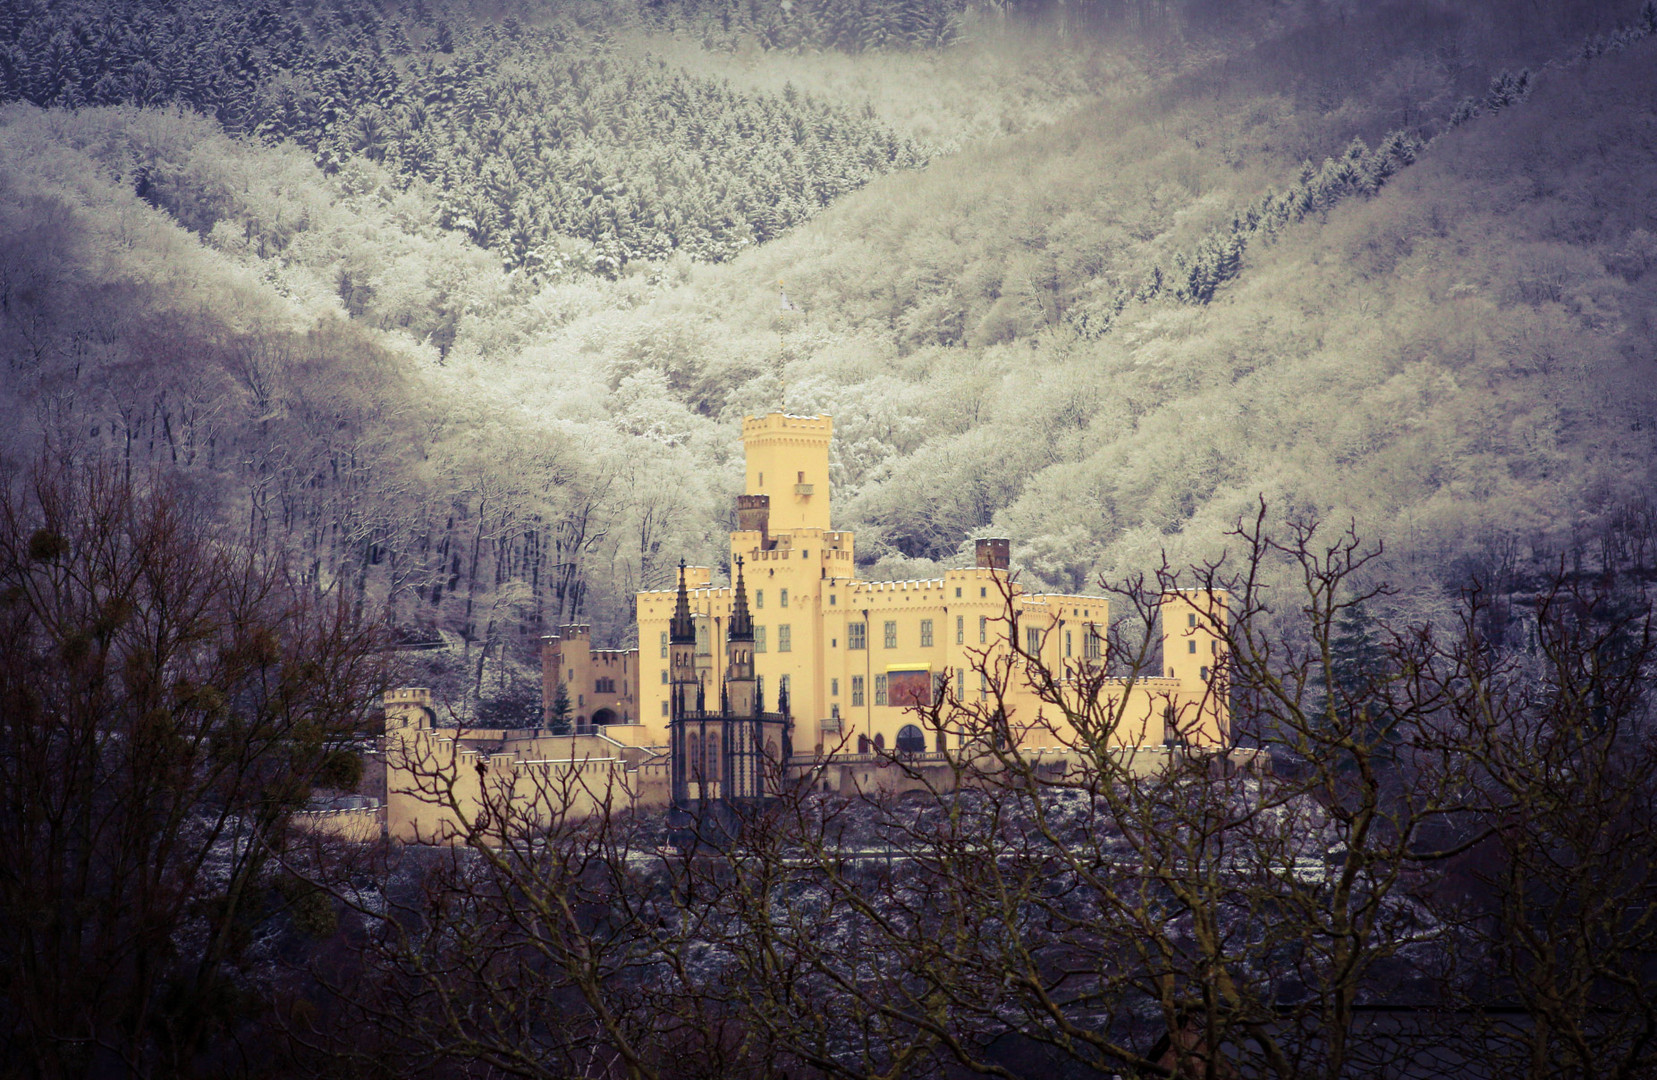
778, 624, 792, 652
874, 674, 888, 706
956, 667, 965, 695
955, 587, 962, 598
755, 626, 767, 653
1086, 625, 1102, 660
851, 675, 865, 706
1026, 626, 1042, 655
830, 594, 837, 605
1200, 666, 1209, 682
659, 631, 668, 659
1066, 630, 1073, 658
849, 623, 866, 650
661, 669, 668, 684
956, 615, 964, 645
1189, 640, 1197, 654
979, 616, 988, 644
884, 620, 897, 649
780, 588, 789, 608
661, 701, 669, 716
756, 589, 764, 609
979, 672, 988, 701
1188, 613, 1197, 627
920, 619, 934, 647
831, 678, 839, 696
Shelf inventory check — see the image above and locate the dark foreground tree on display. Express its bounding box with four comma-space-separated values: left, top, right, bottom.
0, 459, 387, 1079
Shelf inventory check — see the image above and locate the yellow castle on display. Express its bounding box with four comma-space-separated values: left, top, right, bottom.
631, 413, 1229, 758
383, 413, 1234, 843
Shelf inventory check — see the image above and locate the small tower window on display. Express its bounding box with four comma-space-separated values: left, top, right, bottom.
659, 632, 667, 659
778, 624, 792, 652
1189, 640, 1197, 654
755, 589, 764, 609
956, 615, 964, 645
780, 589, 789, 608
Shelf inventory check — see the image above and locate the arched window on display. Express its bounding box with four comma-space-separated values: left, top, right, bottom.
857, 734, 869, 754
896, 724, 926, 755
873, 732, 886, 751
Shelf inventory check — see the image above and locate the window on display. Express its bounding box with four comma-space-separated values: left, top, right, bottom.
755, 589, 764, 608
956, 667, 965, 695
849, 622, 866, 650
596, 678, 615, 694
920, 619, 934, 647
830, 594, 837, 605
1065, 630, 1073, 658
1086, 625, 1102, 660
874, 674, 888, 706
895, 724, 926, 755
955, 587, 962, 598
956, 615, 964, 644
755, 626, 767, 653
831, 703, 840, 719
884, 620, 897, 649
1200, 666, 1209, 682
979, 672, 988, 702
1026, 626, 1042, 655
981, 587, 987, 598
1189, 640, 1197, 654
851, 675, 865, 706
659, 631, 668, 659
661, 670, 668, 683
979, 616, 988, 644
661, 701, 669, 716
778, 624, 792, 652
1188, 613, 1197, 627
780, 588, 789, 608
831, 678, 840, 696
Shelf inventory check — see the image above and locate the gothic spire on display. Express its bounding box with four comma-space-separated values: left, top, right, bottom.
670, 559, 695, 644
728, 556, 753, 642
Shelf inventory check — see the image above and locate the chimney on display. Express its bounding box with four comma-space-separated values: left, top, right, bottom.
737, 493, 771, 548
975, 538, 1011, 571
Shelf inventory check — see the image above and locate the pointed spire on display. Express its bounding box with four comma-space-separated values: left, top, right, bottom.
670, 559, 695, 644
728, 556, 753, 642
777, 677, 790, 717
695, 676, 706, 713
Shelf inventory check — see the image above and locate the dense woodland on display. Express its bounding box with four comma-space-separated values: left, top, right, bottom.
2, 0, 1656, 715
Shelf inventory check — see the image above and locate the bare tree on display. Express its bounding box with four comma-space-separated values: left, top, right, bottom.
0, 456, 387, 1079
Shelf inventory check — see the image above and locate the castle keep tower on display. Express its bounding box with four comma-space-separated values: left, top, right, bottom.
742, 414, 832, 534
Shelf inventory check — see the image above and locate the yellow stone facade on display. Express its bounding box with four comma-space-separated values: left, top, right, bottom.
635, 414, 1230, 758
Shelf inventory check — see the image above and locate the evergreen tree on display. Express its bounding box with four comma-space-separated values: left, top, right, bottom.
548, 680, 573, 735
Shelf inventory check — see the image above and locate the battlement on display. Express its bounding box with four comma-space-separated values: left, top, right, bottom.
742, 413, 832, 439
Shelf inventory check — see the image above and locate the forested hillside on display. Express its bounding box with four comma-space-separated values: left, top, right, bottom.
2, 0, 1654, 710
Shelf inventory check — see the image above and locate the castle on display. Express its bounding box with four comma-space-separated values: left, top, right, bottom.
380, 413, 1234, 843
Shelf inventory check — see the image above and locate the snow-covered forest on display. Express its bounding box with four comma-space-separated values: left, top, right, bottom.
3, 0, 1656, 713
